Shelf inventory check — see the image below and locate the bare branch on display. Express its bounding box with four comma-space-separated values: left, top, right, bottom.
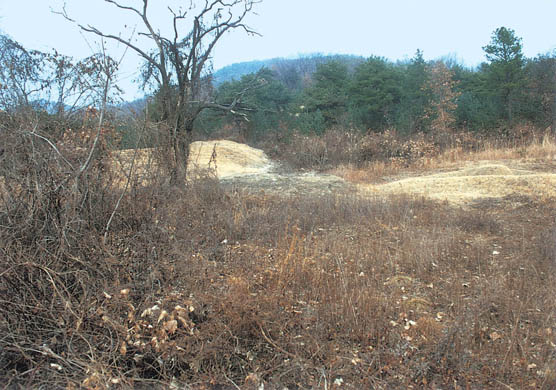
57, 0, 261, 179
26, 131, 75, 170
103, 112, 145, 244
80, 25, 159, 70
77, 45, 113, 177
103, 0, 144, 18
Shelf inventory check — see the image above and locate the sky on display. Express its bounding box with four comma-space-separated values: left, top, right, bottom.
1, 0, 555, 100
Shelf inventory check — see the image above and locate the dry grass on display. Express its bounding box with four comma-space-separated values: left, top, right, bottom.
429, 132, 556, 166
331, 132, 556, 206
331, 130, 556, 185
3, 184, 555, 388
332, 133, 556, 176
361, 164, 556, 205
1, 123, 556, 389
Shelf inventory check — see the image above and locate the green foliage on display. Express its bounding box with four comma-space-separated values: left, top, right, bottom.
350, 56, 403, 130
208, 68, 292, 140
146, 85, 178, 122
449, 62, 495, 130
396, 50, 431, 134
293, 109, 327, 135
523, 53, 556, 130
302, 60, 350, 127
206, 34, 550, 138
483, 27, 524, 65
455, 91, 499, 131
482, 27, 526, 125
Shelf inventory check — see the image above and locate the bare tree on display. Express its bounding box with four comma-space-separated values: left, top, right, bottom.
61, 0, 261, 182
0, 34, 120, 123
0, 35, 48, 110
45, 51, 120, 120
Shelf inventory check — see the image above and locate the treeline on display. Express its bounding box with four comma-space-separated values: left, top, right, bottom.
1, 26, 554, 147
200, 27, 555, 141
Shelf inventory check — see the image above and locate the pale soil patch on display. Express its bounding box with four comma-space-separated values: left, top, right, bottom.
111, 140, 350, 196
111, 140, 556, 205
363, 163, 556, 205
188, 140, 273, 178
112, 140, 273, 184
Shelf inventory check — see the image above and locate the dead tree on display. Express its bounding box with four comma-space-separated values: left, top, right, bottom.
61, 0, 261, 182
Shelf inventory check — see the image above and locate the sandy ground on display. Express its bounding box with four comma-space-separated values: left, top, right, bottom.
189, 140, 273, 177
364, 163, 556, 205
113, 140, 273, 181
111, 140, 556, 205
187, 140, 350, 196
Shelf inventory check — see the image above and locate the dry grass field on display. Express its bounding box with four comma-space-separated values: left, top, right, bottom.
2, 135, 556, 389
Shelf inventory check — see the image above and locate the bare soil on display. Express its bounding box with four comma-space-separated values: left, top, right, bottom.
164, 140, 556, 206
112, 140, 556, 206
364, 161, 556, 206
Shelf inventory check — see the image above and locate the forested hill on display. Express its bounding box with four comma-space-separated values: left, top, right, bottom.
213, 58, 275, 85
212, 54, 365, 86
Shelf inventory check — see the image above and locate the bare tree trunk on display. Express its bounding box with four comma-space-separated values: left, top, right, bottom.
170, 131, 186, 185
169, 115, 194, 185
61, 0, 260, 184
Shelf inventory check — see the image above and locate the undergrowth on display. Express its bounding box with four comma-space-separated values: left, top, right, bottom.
1, 117, 555, 389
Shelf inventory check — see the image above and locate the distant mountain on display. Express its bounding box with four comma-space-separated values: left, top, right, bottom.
212, 54, 366, 87
119, 54, 367, 106
117, 96, 148, 117
212, 58, 278, 85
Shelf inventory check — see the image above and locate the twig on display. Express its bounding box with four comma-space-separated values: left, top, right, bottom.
27, 129, 74, 170
223, 372, 241, 390
258, 323, 297, 359
77, 46, 111, 178
494, 379, 515, 390
320, 367, 328, 390
103, 116, 145, 244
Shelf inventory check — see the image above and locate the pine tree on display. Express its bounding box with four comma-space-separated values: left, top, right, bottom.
483, 27, 526, 126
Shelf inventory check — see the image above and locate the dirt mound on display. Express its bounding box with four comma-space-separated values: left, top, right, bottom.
189, 140, 273, 178
365, 163, 556, 204
449, 164, 515, 176
111, 140, 274, 184
112, 144, 556, 206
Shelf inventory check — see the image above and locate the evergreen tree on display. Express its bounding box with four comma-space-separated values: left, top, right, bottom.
524, 53, 556, 132
452, 61, 499, 131
302, 60, 350, 127
482, 27, 526, 126
350, 56, 402, 131
397, 49, 430, 133
206, 68, 292, 140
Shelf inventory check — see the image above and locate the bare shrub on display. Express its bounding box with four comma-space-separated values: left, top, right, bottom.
355, 129, 439, 166
266, 128, 361, 170
2, 103, 556, 388
267, 128, 446, 172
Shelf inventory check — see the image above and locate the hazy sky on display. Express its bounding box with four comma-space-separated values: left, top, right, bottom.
1, 0, 555, 99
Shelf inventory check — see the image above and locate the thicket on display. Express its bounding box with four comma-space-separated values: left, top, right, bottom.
1, 23, 556, 389
2, 112, 555, 388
